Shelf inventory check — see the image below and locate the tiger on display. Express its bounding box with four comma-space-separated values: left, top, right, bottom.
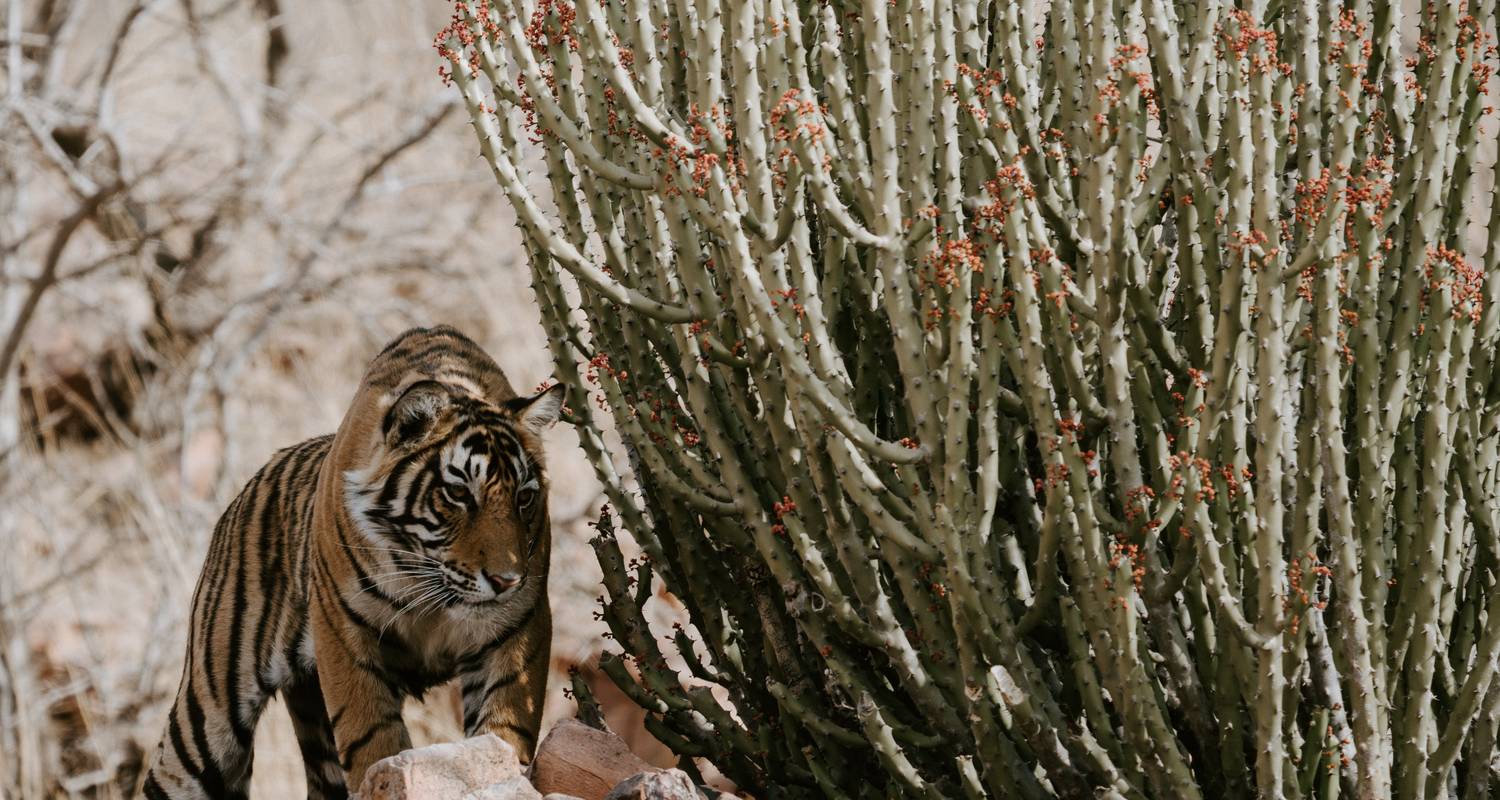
142, 325, 562, 799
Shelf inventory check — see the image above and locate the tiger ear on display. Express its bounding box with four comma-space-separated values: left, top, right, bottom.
504, 383, 564, 434
383, 380, 452, 447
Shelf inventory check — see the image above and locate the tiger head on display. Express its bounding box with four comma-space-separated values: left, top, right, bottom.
342, 379, 564, 610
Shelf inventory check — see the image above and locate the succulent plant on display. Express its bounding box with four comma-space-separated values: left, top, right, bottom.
443, 0, 1500, 796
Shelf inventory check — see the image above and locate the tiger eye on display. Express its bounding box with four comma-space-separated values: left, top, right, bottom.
515, 485, 538, 513
441, 483, 471, 508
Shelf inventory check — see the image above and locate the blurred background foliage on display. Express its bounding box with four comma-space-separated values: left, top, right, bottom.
0, 2, 673, 797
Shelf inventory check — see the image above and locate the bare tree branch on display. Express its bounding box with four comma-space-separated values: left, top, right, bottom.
0, 181, 120, 387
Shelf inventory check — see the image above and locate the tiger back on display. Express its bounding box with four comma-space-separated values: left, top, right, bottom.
142, 326, 561, 799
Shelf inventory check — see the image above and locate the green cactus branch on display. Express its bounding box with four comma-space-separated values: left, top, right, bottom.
444, 0, 1500, 796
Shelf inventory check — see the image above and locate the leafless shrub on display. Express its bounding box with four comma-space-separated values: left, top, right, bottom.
0, 1, 611, 796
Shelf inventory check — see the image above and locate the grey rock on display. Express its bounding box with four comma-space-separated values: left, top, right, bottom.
357, 734, 525, 800
460, 776, 545, 800
603, 769, 701, 800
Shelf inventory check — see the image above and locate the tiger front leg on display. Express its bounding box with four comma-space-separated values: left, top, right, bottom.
310, 593, 412, 789
459, 606, 551, 763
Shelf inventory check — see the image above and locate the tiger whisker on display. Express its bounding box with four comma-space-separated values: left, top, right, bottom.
354, 566, 444, 585
359, 568, 445, 584
364, 573, 446, 599
353, 574, 445, 601
407, 587, 460, 622
377, 592, 438, 639
378, 582, 454, 640
340, 543, 446, 566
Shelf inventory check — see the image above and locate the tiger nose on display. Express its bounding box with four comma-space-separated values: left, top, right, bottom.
484, 571, 522, 593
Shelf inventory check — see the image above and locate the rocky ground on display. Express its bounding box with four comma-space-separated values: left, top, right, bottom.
356, 722, 711, 800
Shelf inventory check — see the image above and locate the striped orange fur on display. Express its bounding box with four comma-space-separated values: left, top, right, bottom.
142, 326, 560, 799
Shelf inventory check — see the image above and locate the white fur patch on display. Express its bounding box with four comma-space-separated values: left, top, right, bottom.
342, 463, 388, 547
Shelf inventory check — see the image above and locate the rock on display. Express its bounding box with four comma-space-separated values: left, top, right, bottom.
529, 719, 656, 800
459, 776, 544, 799
603, 769, 701, 800
358, 734, 524, 800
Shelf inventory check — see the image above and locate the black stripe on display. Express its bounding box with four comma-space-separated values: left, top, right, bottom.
265, 443, 318, 648
496, 720, 537, 746
401, 343, 473, 368
166, 706, 200, 785
373, 449, 428, 509
214, 492, 255, 723
251, 447, 305, 693
372, 327, 437, 359
338, 712, 404, 770
287, 697, 342, 772
225, 454, 292, 746
464, 705, 487, 733
463, 670, 520, 732
309, 574, 393, 686
459, 672, 487, 696
470, 406, 506, 425
295, 733, 340, 765
480, 670, 521, 705
197, 495, 244, 702
313, 777, 350, 800
374, 327, 473, 364
312, 555, 386, 639
202, 486, 252, 702
282, 609, 308, 674
308, 574, 356, 651
348, 653, 398, 686
331, 529, 400, 610
380, 511, 439, 531
460, 432, 489, 457
222, 742, 253, 799
184, 688, 228, 797
404, 467, 438, 522
456, 598, 539, 672
260, 592, 298, 693
142, 773, 170, 800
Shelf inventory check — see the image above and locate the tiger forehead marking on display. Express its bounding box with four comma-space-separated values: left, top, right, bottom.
144, 326, 561, 799
440, 422, 535, 491
346, 383, 547, 548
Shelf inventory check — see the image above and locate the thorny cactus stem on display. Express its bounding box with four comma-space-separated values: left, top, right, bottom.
442, 0, 1500, 796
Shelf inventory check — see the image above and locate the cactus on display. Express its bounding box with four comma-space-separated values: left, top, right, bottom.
442, 0, 1500, 796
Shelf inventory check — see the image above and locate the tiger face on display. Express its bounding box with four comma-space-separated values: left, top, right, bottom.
343, 379, 563, 613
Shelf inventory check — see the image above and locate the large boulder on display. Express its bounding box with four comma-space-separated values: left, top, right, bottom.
458, 777, 544, 799
529, 719, 656, 800
358, 734, 526, 800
